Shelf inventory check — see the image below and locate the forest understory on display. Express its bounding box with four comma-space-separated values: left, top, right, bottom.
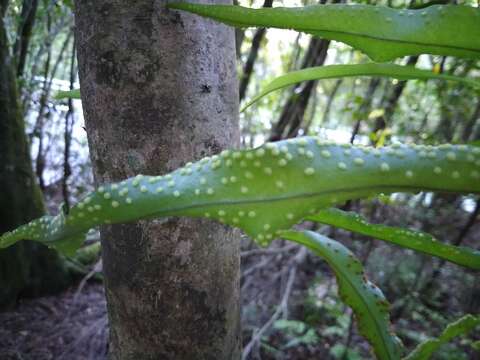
1, 202, 478, 360
1, 0, 480, 358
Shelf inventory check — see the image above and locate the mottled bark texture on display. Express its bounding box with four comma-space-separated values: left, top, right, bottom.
74, 0, 240, 358
0, 1, 70, 310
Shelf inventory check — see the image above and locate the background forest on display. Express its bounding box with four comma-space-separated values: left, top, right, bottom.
0, 0, 479, 359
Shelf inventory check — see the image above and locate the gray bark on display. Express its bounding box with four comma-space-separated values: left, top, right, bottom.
74, 0, 240, 359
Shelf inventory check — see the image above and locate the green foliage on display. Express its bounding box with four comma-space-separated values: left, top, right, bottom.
4, 3, 480, 357
281, 230, 403, 360
242, 63, 480, 110
73, 241, 101, 265
1, 138, 479, 257
404, 314, 480, 360
54, 88, 81, 100
472, 340, 480, 351
273, 319, 320, 348
308, 208, 480, 270
167, 3, 480, 62
330, 343, 365, 360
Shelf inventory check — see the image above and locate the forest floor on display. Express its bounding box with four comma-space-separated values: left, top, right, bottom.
0, 248, 349, 360
0, 283, 108, 360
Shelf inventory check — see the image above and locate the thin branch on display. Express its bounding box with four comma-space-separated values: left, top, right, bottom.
242, 256, 270, 279
21, 15, 71, 113
321, 78, 343, 125
34, 12, 52, 191
62, 34, 76, 209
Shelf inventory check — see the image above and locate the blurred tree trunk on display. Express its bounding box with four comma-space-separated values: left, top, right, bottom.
14, 0, 39, 78
233, 0, 244, 58
462, 100, 480, 142
238, 0, 273, 102
350, 77, 381, 144
321, 78, 342, 125
269, 37, 330, 141
381, 56, 419, 124
269, 0, 340, 141
0, 0, 70, 310
370, 55, 419, 137
75, 0, 240, 358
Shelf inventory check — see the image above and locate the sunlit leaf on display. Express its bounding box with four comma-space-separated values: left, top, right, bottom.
54, 88, 81, 100
1, 138, 479, 256
241, 63, 480, 110
167, 3, 480, 62
308, 208, 480, 270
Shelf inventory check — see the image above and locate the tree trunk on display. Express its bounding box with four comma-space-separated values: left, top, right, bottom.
74, 0, 240, 358
0, 0, 70, 309
350, 77, 381, 144
14, 0, 39, 78
461, 98, 480, 142
238, 0, 273, 102
269, 37, 330, 141
381, 55, 419, 124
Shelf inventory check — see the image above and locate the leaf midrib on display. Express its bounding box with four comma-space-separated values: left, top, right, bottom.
219, 19, 480, 56
292, 233, 396, 360
327, 252, 395, 360
146, 183, 478, 218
